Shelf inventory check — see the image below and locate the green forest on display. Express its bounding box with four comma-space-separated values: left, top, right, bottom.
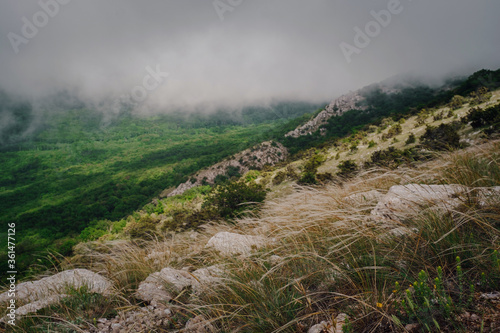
0, 101, 323, 277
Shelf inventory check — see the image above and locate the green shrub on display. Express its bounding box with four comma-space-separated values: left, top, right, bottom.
273, 171, 287, 185
164, 207, 217, 232
405, 133, 416, 145
126, 215, 159, 239
336, 160, 358, 178
298, 154, 325, 185
202, 181, 267, 218
463, 104, 500, 134
365, 147, 427, 169
421, 123, 461, 151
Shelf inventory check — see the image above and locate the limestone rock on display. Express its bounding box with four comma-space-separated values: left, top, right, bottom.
308, 313, 348, 333
191, 265, 226, 295
184, 315, 216, 333
286, 91, 367, 138
136, 265, 226, 303
371, 184, 465, 221
0, 269, 112, 305
308, 320, 334, 333
205, 232, 272, 256
136, 267, 193, 303
0, 269, 112, 322
371, 184, 500, 222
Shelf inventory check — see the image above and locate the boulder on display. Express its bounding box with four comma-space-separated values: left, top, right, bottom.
0, 269, 112, 321
307, 313, 348, 333
371, 184, 465, 221
0, 269, 112, 305
135, 267, 193, 303
205, 232, 273, 256
308, 320, 334, 333
371, 184, 500, 222
191, 265, 225, 294
136, 265, 226, 303
184, 315, 216, 333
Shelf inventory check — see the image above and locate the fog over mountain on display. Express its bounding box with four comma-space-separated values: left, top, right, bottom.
0, 0, 499, 113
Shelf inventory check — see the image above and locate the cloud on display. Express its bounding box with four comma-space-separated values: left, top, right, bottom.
0, 0, 499, 112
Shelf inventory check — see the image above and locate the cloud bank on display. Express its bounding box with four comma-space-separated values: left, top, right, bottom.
0, 0, 499, 112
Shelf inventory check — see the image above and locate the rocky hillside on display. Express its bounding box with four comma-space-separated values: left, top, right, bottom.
167, 141, 287, 197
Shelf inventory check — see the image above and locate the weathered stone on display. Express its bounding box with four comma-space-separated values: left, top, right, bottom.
286, 91, 367, 138
0, 269, 112, 322
371, 184, 500, 222
371, 184, 465, 221
136, 267, 193, 302
334, 313, 349, 332
136, 265, 226, 303
0, 269, 113, 305
205, 232, 273, 256
191, 265, 225, 294
184, 315, 216, 333
308, 320, 334, 333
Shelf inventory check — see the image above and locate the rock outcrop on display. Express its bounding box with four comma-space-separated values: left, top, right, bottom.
371, 184, 500, 222
0, 269, 113, 321
285, 91, 366, 138
205, 232, 274, 256
168, 141, 288, 197
135, 265, 225, 304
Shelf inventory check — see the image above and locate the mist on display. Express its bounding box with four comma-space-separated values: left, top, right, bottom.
0, 0, 499, 114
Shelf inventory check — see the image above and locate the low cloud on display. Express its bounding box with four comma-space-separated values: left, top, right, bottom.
0, 0, 499, 114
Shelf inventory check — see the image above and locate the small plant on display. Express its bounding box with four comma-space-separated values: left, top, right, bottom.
342, 317, 353, 333
336, 160, 358, 178
405, 133, 416, 145
368, 140, 377, 148
298, 153, 325, 184
395, 269, 453, 332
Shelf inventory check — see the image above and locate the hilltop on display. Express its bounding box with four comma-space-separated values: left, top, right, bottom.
1, 69, 500, 332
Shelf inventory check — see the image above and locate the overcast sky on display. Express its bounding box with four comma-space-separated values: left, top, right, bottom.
1, 0, 499, 112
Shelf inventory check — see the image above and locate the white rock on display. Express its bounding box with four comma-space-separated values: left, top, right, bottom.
136, 267, 193, 303
308, 320, 334, 333
0, 269, 112, 306
334, 313, 349, 332
184, 315, 216, 333
0, 269, 112, 322
371, 184, 465, 221
191, 265, 225, 294
205, 232, 272, 256
371, 184, 500, 222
